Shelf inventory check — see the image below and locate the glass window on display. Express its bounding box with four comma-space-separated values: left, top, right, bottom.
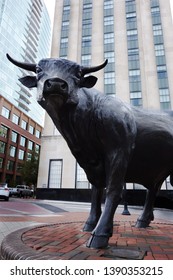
7, 160, 14, 171
105, 51, 115, 63
81, 55, 91, 66
9, 146, 16, 157
0, 158, 3, 168
28, 141, 33, 150
104, 0, 113, 9
20, 136, 26, 147
0, 141, 6, 154
155, 44, 164, 56
1, 107, 10, 119
35, 130, 41, 138
21, 120, 27, 130
104, 16, 114, 25
0, 125, 8, 138
104, 72, 115, 84
104, 33, 114, 44
76, 163, 90, 189
48, 160, 62, 188
29, 125, 34, 134
11, 131, 18, 143
18, 149, 24, 160
12, 114, 19, 125
27, 153, 32, 161
153, 24, 162, 36
126, 12, 136, 18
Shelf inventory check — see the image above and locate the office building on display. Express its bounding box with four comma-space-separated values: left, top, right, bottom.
37, 0, 173, 197
0, 0, 51, 185
0, 0, 51, 126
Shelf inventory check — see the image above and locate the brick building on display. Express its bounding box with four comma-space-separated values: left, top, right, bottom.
0, 95, 42, 186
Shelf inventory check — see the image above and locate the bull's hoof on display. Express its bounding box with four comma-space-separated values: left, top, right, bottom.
86, 234, 109, 249
135, 219, 150, 228
83, 223, 96, 232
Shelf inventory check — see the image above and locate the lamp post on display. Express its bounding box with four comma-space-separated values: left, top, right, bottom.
122, 183, 131, 215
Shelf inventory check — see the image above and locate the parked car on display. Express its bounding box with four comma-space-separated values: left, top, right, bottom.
16, 185, 33, 198
0, 183, 10, 201
9, 187, 18, 197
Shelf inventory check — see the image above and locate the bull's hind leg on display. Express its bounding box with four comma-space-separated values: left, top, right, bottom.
83, 185, 103, 232
135, 182, 162, 228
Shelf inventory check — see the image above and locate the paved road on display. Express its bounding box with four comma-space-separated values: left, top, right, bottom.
0, 197, 173, 248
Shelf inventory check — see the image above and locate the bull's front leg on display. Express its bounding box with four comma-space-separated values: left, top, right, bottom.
83, 185, 103, 232
86, 170, 125, 249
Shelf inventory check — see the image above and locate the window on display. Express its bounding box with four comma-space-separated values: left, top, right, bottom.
20, 136, 26, 147
1, 107, 10, 119
104, 0, 113, 10
11, 131, 18, 143
35, 130, 41, 138
81, 55, 91, 66
104, 16, 114, 26
35, 144, 40, 154
0, 158, 3, 168
82, 36, 91, 47
0, 141, 6, 154
126, 12, 136, 18
105, 52, 115, 63
155, 44, 164, 56
12, 114, 19, 125
151, 7, 160, 14
21, 120, 27, 130
29, 125, 34, 134
27, 153, 32, 161
48, 160, 62, 188
104, 33, 114, 44
153, 24, 162, 36
7, 160, 14, 171
18, 149, 24, 160
28, 141, 33, 150
0, 125, 8, 138
104, 72, 115, 84
76, 163, 90, 189
9, 146, 16, 157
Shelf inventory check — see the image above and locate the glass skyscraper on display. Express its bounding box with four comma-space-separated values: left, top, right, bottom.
0, 0, 51, 126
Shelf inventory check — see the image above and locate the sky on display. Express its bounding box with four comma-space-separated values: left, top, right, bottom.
44, 0, 55, 27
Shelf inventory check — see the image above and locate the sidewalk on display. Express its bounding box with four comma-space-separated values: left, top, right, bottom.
1, 204, 173, 260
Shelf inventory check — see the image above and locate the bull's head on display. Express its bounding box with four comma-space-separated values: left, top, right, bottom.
6, 54, 108, 107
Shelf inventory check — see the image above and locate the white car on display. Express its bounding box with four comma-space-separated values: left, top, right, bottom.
0, 183, 10, 201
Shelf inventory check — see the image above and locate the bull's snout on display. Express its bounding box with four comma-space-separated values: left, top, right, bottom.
43, 78, 68, 97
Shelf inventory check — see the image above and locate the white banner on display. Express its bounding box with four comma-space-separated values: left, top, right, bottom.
0, 260, 172, 280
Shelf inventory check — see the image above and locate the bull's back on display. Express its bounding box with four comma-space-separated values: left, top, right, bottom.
125, 109, 173, 187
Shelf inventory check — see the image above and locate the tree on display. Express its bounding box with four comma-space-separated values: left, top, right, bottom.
20, 151, 39, 186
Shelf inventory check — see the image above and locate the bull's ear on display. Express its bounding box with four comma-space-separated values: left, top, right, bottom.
19, 76, 37, 88
80, 75, 97, 88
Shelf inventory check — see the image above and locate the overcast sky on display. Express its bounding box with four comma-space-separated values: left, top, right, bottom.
44, 0, 55, 26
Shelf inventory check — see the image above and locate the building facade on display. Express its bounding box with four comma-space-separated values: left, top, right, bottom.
0, 95, 42, 185
37, 0, 173, 194
0, 0, 51, 126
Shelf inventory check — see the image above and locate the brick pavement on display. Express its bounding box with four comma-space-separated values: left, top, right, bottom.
1, 211, 173, 260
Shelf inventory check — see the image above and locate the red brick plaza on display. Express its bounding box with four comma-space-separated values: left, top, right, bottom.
1, 211, 173, 260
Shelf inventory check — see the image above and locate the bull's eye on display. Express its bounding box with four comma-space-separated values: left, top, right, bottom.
76, 70, 82, 79
36, 66, 42, 74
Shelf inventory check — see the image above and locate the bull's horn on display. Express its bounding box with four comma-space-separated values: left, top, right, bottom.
82, 59, 108, 75
6, 53, 36, 72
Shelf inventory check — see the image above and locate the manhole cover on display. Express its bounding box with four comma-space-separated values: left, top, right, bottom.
102, 248, 146, 260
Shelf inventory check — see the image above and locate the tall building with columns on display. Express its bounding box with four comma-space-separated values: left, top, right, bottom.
37, 0, 173, 196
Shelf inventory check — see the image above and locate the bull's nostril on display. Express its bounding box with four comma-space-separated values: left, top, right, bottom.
47, 81, 51, 88
61, 83, 66, 90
